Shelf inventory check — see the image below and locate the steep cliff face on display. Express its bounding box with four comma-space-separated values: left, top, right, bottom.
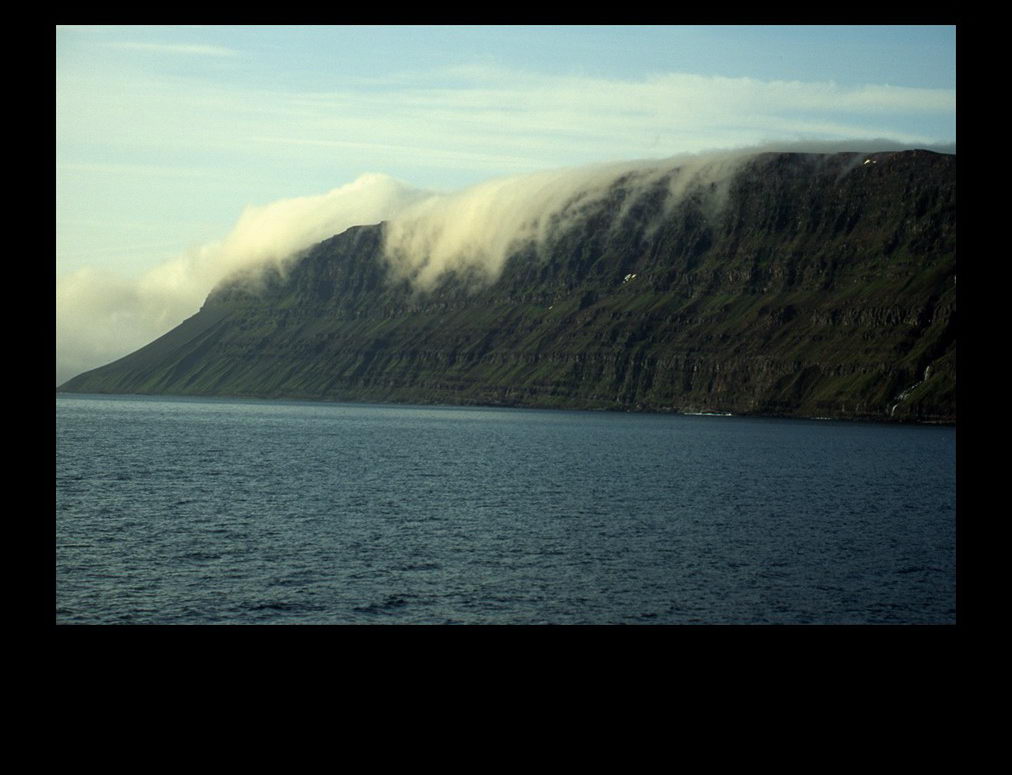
59, 150, 956, 423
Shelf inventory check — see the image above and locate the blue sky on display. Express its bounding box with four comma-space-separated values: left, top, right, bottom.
55, 24, 956, 383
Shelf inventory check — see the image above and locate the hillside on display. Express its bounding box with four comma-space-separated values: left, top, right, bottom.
58, 150, 957, 423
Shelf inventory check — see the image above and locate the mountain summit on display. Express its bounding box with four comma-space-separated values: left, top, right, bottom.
58, 150, 956, 423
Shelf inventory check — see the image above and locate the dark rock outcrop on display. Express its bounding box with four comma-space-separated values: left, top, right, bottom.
59, 150, 956, 423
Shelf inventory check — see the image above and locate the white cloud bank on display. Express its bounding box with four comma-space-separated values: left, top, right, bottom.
56, 140, 953, 386
56, 173, 429, 384
380, 138, 955, 291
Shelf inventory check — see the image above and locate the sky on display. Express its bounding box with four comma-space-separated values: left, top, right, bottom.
55, 24, 957, 385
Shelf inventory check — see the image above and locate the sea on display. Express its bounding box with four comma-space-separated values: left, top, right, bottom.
55, 394, 957, 625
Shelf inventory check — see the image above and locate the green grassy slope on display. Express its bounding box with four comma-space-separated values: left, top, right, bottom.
60, 150, 956, 423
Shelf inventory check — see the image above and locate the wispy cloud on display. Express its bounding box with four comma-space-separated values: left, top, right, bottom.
58, 59, 956, 189
58, 161, 219, 180
255, 67, 956, 166
248, 136, 551, 175
106, 41, 239, 57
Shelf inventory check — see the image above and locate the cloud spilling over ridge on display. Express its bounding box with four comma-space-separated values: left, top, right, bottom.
380, 138, 953, 290
57, 173, 430, 385
380, 156, 720, 289
191, 172, 430, 284
56, 139, 953, 385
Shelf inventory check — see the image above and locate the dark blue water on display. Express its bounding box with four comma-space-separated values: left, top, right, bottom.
55, 394, 956, 625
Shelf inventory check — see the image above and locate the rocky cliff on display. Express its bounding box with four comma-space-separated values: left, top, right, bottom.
58, 150, 956, 423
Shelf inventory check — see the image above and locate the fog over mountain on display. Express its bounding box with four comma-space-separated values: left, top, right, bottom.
56, 173, 429, 385
55, 139, 953, 386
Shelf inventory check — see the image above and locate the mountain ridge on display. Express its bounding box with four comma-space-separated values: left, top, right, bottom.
58, 150, 956, 423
